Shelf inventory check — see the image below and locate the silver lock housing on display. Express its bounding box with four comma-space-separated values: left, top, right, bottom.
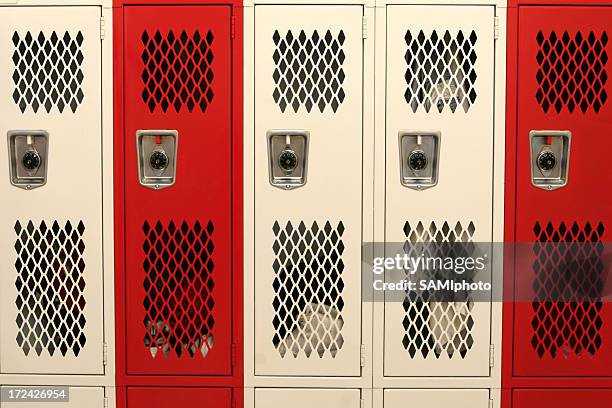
7, 130, 49, 190
529, 130, 571, 190
136, 129, 178, 190
267, 130, 309, 190
398, 131, 441, 190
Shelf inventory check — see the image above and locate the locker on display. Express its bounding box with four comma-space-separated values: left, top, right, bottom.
0, 386, 104, 408
512, 389, 612, 408
255, 389, 361, 408
0, 5, 105, 376
126, 387, 231, 408
252, 5, 365, 377
383, 5, 497, 377
120, 5, 234, 376
512, 5, 612, 377
384, 389, 490, 408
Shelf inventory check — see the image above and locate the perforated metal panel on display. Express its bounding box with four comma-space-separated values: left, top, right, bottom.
11, 30, 85, 113
272, 29, 346, 113
383, 5, 495, 377
13, 220, 88, 358
404, 29, 478, 113
530, 222, 605, 359
271, 221, 346, 359
400, 221, 477, 360
0, 6, 104, 375
142, 220, 216, 360
253, 5, 364, 377
140, 29, 215, 113
535, 30, 608, 114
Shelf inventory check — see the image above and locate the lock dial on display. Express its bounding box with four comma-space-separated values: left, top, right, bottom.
537, 150, 556, 172
22, 150, 41, 171
149, 149, 169, 171
278, 149, 298, 172
408, 150, 428, 171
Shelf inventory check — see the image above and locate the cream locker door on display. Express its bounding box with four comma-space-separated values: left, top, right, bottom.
384, 5, 495, 377
384, 390, 489, 408
254, 5, 364, 376
0, 6, 104, 375
1, 386, 104, 408
256, 389, 361, 408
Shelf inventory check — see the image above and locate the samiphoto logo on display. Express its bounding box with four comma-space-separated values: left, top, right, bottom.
373, 277, 492, 293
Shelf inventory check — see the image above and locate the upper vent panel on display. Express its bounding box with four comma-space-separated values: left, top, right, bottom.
272, 29, 346, 114
536, 30, 608, 114
12, 31, 85, 114
141, 29, 215, 113
404, 30, 478, 114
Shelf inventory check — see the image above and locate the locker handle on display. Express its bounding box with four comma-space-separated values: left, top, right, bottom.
529, 130, 571, 191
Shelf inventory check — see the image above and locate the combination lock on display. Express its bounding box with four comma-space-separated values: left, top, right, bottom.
268, 130, 309, 189
537, 151, 556, 172
22, 150, 41, 171
529, 130, 571, 190
149, 149, 169, 171
278, 149, 298, 172
408, 150, 427, 171
137, 129, 178, 190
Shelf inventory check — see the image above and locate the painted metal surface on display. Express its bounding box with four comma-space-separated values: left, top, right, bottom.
0, 5, 104, 376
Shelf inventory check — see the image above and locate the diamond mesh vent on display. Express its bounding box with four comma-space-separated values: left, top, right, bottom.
14, 220, 87, 357
272, 221, 346, 358
536, 31, 608, 113
401, 221, 477, 359
404, 30, 478, 113
531, 221, 605, 358
272, 29, 346, 113
141, 30, 215, 113
143, 221, 215, 359
12, 31, 85, 113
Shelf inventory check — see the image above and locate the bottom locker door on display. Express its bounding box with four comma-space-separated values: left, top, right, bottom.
384, 390, 489, 408
513, 389, 612, 408
1, 386, 103, 408
255, 389, 361, 408
127, 388, 231, 408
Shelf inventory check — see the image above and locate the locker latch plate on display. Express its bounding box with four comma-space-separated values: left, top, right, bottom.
267, 130, 309, 190
529, 130, 571, 190
398, 130, 441, 190
7, 130, 49, 190
136, 129, 178, 190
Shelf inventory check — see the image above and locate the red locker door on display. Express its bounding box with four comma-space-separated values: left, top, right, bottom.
513, 389, 612, 408
127, 388, 231, 408
514, 6, 612, 377
123, 5, 232, 375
